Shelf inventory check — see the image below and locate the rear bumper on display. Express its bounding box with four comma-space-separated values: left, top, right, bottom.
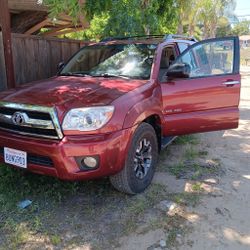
0, 128, 134, 180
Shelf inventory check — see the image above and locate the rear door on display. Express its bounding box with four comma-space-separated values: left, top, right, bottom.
160, 37, 240, 136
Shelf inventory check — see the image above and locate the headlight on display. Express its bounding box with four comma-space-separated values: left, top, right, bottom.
62, 106, 114, 131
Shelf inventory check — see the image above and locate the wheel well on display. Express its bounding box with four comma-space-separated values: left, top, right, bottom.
143, 115, 162, 151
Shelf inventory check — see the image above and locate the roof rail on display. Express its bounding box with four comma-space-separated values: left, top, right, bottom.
100, 34, 198, 43
164, 34, 198, 42
100, 35, 165, 42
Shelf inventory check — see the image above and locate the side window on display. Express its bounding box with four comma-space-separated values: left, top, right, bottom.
178, 43, 189, 53
159, 46, 176, 81
179, 50, 198, 71
174, 39, 235, 78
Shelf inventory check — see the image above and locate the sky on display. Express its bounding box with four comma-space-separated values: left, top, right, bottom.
235, 0, 250, 19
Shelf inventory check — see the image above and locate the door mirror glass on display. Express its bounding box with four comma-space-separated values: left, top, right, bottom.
166, 63, 191, 79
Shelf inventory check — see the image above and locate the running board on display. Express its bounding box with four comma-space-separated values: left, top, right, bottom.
161, 136, 177, 150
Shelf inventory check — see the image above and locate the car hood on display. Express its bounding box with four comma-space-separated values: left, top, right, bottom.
0, 76, 146, 115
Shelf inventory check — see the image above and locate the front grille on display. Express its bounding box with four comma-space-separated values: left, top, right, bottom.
0, 107, 51, 120
0, 102, 63, 139
28, 155, 54, 167
0, 147, 54, 168
0, 122, 58, 137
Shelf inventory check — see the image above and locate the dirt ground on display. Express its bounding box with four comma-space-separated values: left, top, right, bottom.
118, 67, 250, 250
177, 66, 250, 250
0, 68, 249, 250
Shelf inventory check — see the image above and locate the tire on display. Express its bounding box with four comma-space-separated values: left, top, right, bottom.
110, 122, 159, 194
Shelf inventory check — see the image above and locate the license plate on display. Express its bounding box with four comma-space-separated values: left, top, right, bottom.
4, 147, 27, 168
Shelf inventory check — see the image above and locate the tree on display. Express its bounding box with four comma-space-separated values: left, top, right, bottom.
175, 0, 237, 39
44, 0, 178, 39
44, 0, 238, 40
230, 20, 250, 36
197, 0, 224, 38
216, 16, 232, 37
175, 0, 203, 37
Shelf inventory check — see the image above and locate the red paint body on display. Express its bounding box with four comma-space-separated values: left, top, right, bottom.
0, 37, 241, 180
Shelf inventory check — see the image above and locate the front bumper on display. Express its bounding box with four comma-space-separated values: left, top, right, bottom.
0, 128, 134, 180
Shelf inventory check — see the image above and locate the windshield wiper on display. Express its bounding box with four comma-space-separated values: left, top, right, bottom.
59, 72, 92, 77
93, 73, 131, 80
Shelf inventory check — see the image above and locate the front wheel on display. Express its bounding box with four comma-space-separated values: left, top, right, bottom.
110, 123, 159, 194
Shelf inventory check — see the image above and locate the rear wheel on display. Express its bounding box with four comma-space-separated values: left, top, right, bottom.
110, 123, 158, 194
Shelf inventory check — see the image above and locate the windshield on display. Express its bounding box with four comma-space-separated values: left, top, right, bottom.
60, 44, 156, 80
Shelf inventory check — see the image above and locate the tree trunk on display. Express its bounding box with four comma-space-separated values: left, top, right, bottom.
177, 22, 183, 34
210, 20, 218, 38
144, 25, 150, 35
188, 24, 195, 36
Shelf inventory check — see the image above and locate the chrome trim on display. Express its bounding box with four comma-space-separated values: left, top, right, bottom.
0, 113, 54, 129
0, 127, 59, 140
50, 108, 64, 139
0, 101, 64, 139
222, 81, 240, 85
0, 113, 11, 124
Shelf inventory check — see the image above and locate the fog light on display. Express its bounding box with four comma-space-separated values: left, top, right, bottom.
82, 157, 98, 168
75, 155, 99, 170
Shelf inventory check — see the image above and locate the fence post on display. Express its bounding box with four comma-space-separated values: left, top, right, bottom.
0, 0, 15, 89
0, 32, 7, 91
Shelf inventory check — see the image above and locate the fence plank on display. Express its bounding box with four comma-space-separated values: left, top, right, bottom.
0, 32, 7, 91
9, 33, 87, 85
50, 40, 61, 75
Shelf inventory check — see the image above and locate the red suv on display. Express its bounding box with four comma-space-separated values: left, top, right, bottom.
0, 35, 240, 194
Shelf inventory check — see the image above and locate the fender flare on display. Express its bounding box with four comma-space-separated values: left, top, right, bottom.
122, 95, 164, 129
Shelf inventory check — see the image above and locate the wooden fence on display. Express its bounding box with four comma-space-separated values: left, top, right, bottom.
0, 32, 7, 91
0, 32, 87, 90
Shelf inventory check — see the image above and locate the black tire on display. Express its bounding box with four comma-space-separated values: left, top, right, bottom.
110, 122, 159, 194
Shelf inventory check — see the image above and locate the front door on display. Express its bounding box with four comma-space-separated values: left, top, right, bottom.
160, 37, 240, 136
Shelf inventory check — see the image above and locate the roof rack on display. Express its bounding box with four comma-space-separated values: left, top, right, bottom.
100, 35, 165, 42
100, 34, 198, 43
164, 34, 197, 42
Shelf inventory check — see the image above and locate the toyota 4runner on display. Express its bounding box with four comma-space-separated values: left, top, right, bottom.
0, 35, 241, 194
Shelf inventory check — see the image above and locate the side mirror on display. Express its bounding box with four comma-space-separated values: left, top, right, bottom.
57, 61, 65, 72
166, 63, 191, 79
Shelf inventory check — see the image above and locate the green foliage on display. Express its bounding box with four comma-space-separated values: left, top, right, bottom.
174, 135, 199, 145
63, 13, 110, 40
0, 162, 171, 248
216, 19, 250, 37
84, 0, 112, 20
44, 0, 245, 40
216, 17, 232, 37
230, 20, 250, 36
44, 0, 85, 24
176, 0, 237, 38
44, 0, 178, 40
171, 192, 201, 207
82, 13, 110, 40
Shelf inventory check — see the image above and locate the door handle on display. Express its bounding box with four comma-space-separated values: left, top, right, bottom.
222, 80, 240, 86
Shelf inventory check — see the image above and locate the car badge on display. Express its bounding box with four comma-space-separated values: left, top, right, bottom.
12, 112, 27, 126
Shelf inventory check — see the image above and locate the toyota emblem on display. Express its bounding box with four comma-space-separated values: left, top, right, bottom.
12, 112, 27, 125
